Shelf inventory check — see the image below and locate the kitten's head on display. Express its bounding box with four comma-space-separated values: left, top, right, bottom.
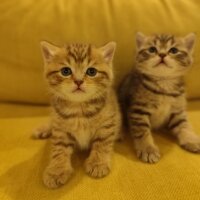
40, 41, 116, 102
135, 32, 196, 78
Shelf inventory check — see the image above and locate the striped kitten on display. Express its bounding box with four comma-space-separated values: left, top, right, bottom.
119, 32, 200, 163
36, 41, 121, 188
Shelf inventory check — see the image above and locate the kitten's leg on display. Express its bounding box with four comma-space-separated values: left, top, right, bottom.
85, 126, 116, 178
168, 111, 200, 153
32, 123, 52, 139
43, 130, 76, 188
129, 106, 160, 163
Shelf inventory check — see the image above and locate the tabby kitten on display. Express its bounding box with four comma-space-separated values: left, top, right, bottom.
119, 32, 200, 163
35, 41, 121, 188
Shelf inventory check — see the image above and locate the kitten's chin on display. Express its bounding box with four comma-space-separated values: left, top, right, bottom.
136, 67, 184, 79
65, 90, 106, 103
65, 93, 92, 103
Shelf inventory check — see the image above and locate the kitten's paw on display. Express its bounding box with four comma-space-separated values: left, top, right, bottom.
43, 166, 73, 189
136, 145, 161, 164
32, 125, 51, 139
181, 142, 200, 153
85, 159, 110, 178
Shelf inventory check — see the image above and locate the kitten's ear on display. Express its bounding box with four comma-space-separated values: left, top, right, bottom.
136, 32, 146, 49
184, 33, 196, 52
100, 42, 116, 64
40, 41, 60, 62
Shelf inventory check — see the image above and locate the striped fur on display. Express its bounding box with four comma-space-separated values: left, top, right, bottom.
119, 33, 200, 164
35, 41, 121, 188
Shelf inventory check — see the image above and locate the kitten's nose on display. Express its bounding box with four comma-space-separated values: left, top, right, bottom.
74, 80, 84, 87
159, 53, 166, 58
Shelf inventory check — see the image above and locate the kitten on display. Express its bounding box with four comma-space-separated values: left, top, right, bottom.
119, 32, 200, 163
35, 41, 121, 188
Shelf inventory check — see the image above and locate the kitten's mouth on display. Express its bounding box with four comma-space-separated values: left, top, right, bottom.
154, 60, 173, 69
72, 87, 85, 93
158, 58, 166, 65
154, 59, 166, 67
160, 60, 165, 64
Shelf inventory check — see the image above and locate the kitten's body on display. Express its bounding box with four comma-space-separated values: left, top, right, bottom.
121, 72, 185, 129
50, 89, 120, 150
120, 33, 200, 163
35, 42, 121, 188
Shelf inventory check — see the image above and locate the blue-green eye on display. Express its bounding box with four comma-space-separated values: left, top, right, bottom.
86, 67, 97, 76
61, 67, 72, 76
148, 46, 157, 53
169, 47, 178, 54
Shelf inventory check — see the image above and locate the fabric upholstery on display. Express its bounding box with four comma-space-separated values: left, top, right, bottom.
0, 102, 200, 199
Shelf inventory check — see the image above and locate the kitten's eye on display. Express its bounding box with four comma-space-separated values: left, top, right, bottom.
169, 47, 178, 54
60, 67, 72, 76
148, 46, 157, 53
86, 67, 97, 77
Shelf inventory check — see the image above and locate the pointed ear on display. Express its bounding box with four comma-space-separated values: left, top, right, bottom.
136, 32, 146, 49
40, 41, 60, 62
184, 33, 196, 52
100, 42, 116, 64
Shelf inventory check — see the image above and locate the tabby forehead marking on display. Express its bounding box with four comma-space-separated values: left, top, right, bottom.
66, 44, 92, 63
153, 34, 175, 46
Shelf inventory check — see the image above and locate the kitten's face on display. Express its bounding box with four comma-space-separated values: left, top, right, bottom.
41, 42, 116, 102
135, 33, 196, 77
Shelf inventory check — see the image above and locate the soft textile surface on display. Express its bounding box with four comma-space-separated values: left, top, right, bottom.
0, 103, 50, 118
0, 0, 200, 104
0, 101, 200, 200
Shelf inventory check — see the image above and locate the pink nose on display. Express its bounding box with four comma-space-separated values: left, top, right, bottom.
74, 80, 83, 86
159, 53, 166, 58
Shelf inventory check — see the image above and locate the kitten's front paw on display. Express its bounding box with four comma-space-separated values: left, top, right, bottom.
85, 159, 110, 178
136, 145, 161, 164
180, 134, 200, 153
32, 125, 51, 139
43, 166, 73, 189
181, 142, 200, 153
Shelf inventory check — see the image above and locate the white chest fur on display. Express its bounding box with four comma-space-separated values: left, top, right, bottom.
66, 117, 94, 150
150, 97, 172, 129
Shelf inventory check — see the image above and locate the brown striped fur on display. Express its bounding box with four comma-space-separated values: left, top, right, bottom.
34, 41, 121, 188
119, 33, 200, 164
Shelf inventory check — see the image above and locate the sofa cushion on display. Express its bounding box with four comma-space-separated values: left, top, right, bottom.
0, 0, 200, 104
0, 101, 200, 199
